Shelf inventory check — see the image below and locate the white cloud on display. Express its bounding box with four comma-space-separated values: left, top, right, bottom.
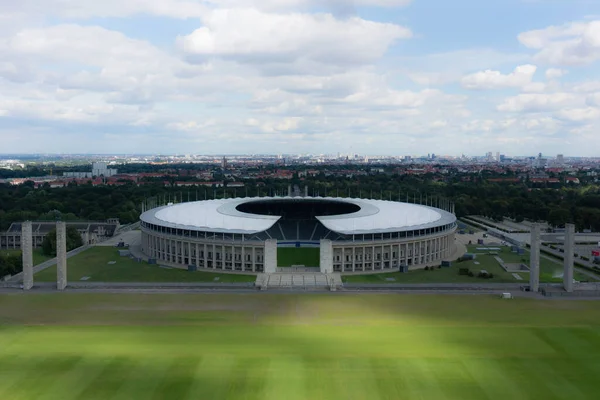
522, 82, 547, 93
497, 93, 583, 112
0, 0, 209, 19
209, 0, 412, 10
461, 64, 537, 90
555, 107, 600, 122
518, 20, 600, 65
178, 9, 411, 66
545, 68, 567, 79
6, 24, 164, 66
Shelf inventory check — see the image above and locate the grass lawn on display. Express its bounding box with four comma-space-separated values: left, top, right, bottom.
465, 245, 597, 283
34, 247, 255, 283
277, 247, 320, 267
343, 244, 598, 284
1, 248, 53, 266
1, 293, 600, 400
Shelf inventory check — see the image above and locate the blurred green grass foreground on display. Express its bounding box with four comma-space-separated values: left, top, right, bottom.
1, 293, 600, 400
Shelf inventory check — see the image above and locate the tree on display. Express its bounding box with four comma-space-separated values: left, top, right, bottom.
547, 208, 571, 227
0, 252, 22, 277
41, 226, 84, 256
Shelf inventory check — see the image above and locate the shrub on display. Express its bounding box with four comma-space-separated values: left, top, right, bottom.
459, 267, 470, 276
438, 265, 442, 269
467, 271, 474, 277
581, 256, 589, 261
424, 266, 429, 271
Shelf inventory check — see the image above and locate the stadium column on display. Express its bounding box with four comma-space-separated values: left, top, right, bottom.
221, 244, 225, 270
187, 241, 190, 265
341, 247, 345, 272
21, 221, 34, 290
320, 239, 333, 273
529, 224, 540, 292
264, 239, 277, 273
563, 223, 575, 292
252, 247, 256, 272
56, 221, 67, 291
241, 245, 245, 272
352, 246, 356, 272
372, 244, 375, 270
213, 243, 216, 268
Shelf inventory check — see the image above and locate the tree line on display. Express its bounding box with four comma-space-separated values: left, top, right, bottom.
1, 168, 599, 232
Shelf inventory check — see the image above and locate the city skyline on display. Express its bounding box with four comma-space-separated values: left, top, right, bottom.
2, 1, 600, 155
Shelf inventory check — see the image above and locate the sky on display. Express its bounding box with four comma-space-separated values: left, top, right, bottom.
1, 0, 600, 157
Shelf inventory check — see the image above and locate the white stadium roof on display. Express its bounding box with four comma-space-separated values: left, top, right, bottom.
140, 197, 455, 235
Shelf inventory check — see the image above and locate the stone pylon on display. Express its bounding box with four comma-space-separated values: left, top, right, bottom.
264, 239, 277, 274
320, 239, 333, 274
21, 221, 33, 290
529, 223, 540, 292
563, 223, 575, 292
56, 221, 67, 290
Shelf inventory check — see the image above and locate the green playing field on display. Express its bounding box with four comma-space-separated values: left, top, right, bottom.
1, 293, 599, 399
277, 247, 320, 267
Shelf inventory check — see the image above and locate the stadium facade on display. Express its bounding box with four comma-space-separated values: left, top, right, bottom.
139, 197, 457, 274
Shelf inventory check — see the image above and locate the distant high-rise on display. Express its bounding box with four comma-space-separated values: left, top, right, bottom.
557, 154, 565, 165
221, 157, 228, 170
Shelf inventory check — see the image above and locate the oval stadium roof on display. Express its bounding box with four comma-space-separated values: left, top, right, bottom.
140, 197, 455, 235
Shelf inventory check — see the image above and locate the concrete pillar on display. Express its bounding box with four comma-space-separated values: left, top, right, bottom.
304, 186, 308, 197
529, 223, 540, 292
288, 185, 292, 197
212, 244, 216, 269
241, 245, 245, 271
320, 239, 333, 273
56, 221, 67, 291
264, 239, 277, 274
564, 223, 575, 292
21, 221, 33, 290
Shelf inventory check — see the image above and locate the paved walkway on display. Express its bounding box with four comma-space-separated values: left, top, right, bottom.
256, 272, 341, 290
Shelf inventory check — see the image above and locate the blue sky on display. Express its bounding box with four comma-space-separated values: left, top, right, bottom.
1, 0, 600, 156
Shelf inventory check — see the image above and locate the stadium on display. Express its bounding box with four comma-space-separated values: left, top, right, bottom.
139, 196, 457, 274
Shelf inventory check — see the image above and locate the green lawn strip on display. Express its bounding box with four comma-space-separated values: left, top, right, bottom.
342, 253, 515, 283
1, 294, 600, 400
277, 247, 320, 267
466, 244, 597, 282
34, 246, 255, 283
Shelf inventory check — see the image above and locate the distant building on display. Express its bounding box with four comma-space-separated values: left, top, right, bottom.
63, 162, 117, 178
0, 220, 120, 249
